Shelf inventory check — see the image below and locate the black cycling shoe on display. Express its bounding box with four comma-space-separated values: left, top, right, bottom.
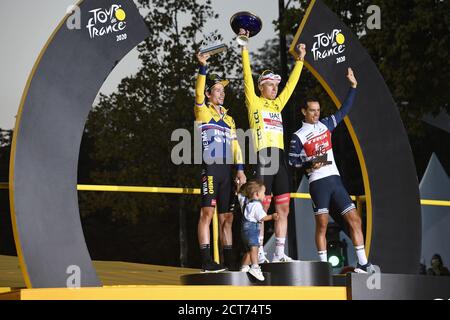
201, 261, 227, 273
354, 262, 376, 274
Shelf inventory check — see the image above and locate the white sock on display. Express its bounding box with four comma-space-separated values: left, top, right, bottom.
258, 236, 264, 254
251, 264, 259, 269
355, 245, 368, 265
275, 237, 286, 257
318, 250, 328, 262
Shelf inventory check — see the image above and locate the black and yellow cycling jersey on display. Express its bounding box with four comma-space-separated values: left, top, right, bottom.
242, 48, 304, 152
195, 66, 244, 170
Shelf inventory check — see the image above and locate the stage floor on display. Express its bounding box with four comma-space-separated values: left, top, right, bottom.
0, 255, 347, 300
0, 254, 199, 287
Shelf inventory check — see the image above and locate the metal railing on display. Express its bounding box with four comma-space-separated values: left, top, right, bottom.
3, 182, 448, 207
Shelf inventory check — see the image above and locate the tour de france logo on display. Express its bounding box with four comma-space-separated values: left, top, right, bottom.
86, 4, 128, 42
311, 28, 347, 64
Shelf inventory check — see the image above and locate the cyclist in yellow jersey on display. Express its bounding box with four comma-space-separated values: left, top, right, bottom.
239, 29, 306, 263
195, 52, 246, 272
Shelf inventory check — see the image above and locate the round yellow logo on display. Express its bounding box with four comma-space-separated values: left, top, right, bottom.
336, 33, 345, 45
115, 8, 126, 21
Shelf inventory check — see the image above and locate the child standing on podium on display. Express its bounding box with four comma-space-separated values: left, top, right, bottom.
238, 180, 279, 281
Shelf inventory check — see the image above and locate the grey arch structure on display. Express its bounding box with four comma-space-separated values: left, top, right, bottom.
9, 0, 149, 287
289, 0, 421, 273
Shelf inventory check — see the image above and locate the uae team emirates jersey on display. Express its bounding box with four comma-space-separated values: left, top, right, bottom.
242, 48, 304, 151
289, 87, 356, 182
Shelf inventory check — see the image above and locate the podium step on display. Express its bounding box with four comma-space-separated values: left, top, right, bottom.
180, 271, 271, 286
261, 261, 332, 286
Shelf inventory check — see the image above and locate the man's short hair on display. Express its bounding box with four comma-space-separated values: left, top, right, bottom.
302, 97, 320, 110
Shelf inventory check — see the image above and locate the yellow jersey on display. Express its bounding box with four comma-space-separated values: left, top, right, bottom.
242, 48, 304, 151
194, 66, 244, 169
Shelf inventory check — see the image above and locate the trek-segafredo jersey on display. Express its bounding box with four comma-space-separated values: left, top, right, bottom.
194, 66, 244, 169
288, 88, 356, 182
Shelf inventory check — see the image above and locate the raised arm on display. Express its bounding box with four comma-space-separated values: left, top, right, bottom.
277, 43, 306, 109
321, 68, 358, 131
241, 49, 258, 106
239, 29, 258, 108
194, 52, 210, 108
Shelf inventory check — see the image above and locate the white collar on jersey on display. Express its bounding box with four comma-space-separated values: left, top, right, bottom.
302, 121, 320, 129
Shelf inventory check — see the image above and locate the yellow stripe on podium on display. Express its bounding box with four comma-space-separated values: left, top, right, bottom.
1, 285, 347, 300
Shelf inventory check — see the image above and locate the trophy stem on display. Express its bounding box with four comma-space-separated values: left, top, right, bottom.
236, 34, 249, 46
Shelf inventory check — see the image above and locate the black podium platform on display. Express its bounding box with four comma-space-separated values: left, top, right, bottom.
181, 261, 331, 286
261, 261, 332, 286
346, 273, 450, 300
180, 271, 271, 286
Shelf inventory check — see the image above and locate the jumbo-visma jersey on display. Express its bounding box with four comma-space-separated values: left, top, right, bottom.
194, 66, 244, 169
242, 48, 304, 152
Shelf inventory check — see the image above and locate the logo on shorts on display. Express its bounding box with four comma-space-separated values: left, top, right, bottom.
202, 177, 208, 195
208, 176, 214, 194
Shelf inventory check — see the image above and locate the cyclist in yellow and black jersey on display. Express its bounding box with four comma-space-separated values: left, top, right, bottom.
195, 52, 246, 272
239, 28, 306, 263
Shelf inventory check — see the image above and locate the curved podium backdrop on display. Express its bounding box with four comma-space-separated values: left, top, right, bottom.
9, 0, 150, 287
289, 0, 421, 273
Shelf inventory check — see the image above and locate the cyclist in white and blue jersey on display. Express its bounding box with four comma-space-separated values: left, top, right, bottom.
289, 68, 374, 273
